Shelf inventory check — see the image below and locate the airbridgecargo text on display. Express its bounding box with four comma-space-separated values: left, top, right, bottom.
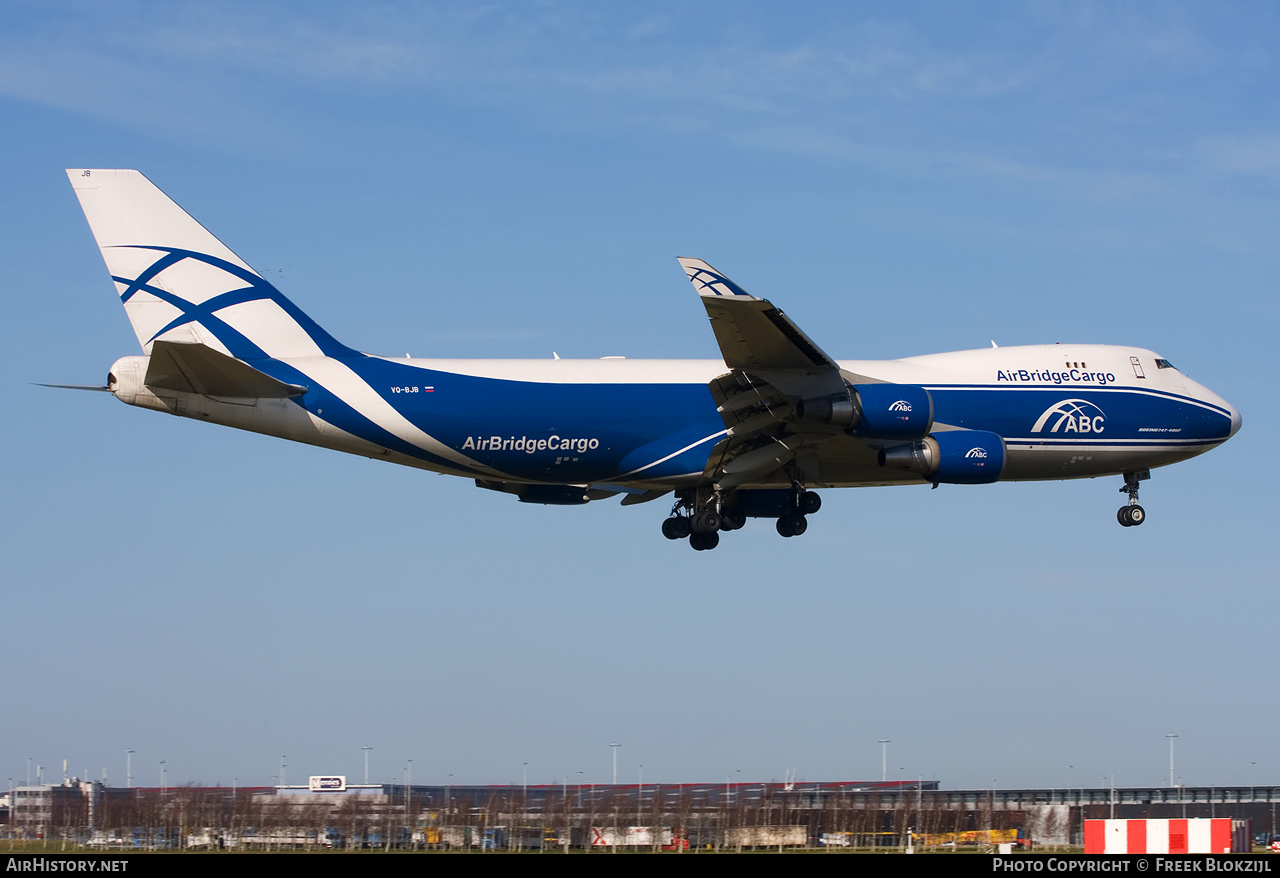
997, 369, 1118, 386
462, 435, 600, 454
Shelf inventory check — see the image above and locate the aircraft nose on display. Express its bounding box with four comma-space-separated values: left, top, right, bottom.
1229, 403, 1242, 438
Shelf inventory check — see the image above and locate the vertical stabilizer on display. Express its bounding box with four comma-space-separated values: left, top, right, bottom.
67, 169, 354, 361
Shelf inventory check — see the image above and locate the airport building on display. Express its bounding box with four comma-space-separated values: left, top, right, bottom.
3, 777, 1278, 849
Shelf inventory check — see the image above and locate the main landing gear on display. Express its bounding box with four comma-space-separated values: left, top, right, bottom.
661, 487, 820, 550
776, 489, 820, 538
660, 489, 739, 552
1117, 470, 1149, 527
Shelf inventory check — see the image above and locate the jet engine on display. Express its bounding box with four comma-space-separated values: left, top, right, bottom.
877, 430, 1007, 484
796, 383, 934, 440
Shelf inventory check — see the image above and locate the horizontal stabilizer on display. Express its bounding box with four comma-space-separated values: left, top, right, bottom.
144, 340, 307, 398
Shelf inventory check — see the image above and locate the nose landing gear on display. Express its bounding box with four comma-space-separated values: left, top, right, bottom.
1117, 470, 1149, 527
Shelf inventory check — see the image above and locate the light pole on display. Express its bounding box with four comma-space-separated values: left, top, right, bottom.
125, 750, 134, 789
1166, 734, 1178, 788
610, 743, 621, 785
362, 746, 373, 785
879, 740, 891, 783
281, 755, 287, 788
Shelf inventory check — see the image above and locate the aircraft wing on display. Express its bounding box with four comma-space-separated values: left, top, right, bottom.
679, 258, 840, 372
679, 258, 868, 487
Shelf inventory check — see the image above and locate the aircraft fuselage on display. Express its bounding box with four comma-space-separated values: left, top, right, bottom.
108, 342, 1238, 490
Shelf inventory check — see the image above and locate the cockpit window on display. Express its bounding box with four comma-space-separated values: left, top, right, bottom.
1154, 358, 1176, 370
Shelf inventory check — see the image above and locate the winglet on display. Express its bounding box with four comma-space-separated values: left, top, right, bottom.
678, 258, 759, 300
680, 258, 840, 374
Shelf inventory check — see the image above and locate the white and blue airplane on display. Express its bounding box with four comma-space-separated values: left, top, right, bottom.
58, 169, 1241, 550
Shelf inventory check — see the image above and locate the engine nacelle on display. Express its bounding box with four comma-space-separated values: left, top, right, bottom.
796, 383, 934, 440
852, 384, 934, 440
877, 430, 1007, 485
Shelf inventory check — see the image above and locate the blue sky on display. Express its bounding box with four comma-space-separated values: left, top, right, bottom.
2, 1, 1275, 792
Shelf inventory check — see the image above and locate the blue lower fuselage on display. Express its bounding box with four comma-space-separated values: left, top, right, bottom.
261, 351, 1238, 488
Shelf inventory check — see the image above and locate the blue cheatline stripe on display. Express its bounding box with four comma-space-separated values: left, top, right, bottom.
111, 273, 269, 360
111, 245, 357, 358
116, 250, 184, 303
1005, 438, 1225, 448
923, 383, 1233, 418
254, 358, 496, 476
146, 285, 275, 346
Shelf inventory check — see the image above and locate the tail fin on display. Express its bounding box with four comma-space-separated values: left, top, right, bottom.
67, 169, 355, 361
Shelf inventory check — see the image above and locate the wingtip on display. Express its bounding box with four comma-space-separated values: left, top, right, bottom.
676, 256, 712, 275
678, 258, 756, 299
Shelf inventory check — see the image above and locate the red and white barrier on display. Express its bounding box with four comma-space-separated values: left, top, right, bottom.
1084, 819, 1234, 854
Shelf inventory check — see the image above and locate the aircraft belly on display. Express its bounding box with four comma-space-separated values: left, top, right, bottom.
1001, 444, 1214, 480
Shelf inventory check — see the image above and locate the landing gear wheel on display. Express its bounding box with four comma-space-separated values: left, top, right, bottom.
776, 514, 808, 537
662, 517, 691, 540
692, 510, 722, 534
689, 531, 720, 551
1117, 505, 1146, 527
798, 492, 821, 515
720, 512, 746, 531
